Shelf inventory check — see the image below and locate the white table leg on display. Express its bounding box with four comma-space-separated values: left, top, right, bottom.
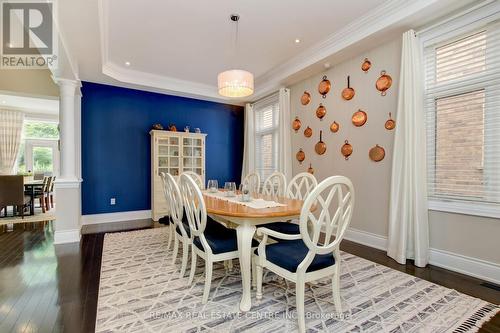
236, 222, 256, 312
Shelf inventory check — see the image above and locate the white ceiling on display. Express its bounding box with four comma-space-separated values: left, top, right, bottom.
58, 0, 479, 104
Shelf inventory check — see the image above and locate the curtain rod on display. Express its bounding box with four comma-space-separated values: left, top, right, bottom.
416, 0, 494, 36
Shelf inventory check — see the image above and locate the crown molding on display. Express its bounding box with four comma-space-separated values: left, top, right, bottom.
96, 0, 457, 103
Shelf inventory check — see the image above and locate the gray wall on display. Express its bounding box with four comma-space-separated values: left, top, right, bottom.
290, 39, 500, 265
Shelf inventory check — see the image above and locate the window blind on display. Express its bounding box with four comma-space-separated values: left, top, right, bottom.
424, 22, 500, 207
253, 93, 279, 182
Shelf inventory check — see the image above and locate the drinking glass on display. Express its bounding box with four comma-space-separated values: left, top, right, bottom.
225, 182, 236, 197
207, 179, 218, 193
239, 183, 251, 202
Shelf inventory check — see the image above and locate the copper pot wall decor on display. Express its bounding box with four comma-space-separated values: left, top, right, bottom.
300, 91, 311, 105
318, 75, 331, 98
330, 121, 340, 133
315, 130, 327, 155
376, 70, 393, 96
292, 116, 302, 132
304, 126, 313, 138
361, 58, 372, 73
296, 148, 305, 164
369, 144, 385, 162
341, 76, 355, 101
352, 109, 367, 127
307, 163, 314, 175
341, 140, 353, 160
316, 103, 327, 120
385, 112, 396, 130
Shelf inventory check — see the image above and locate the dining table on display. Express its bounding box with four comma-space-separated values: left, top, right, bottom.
24, 180, 44, 215
203, 191, 304, 312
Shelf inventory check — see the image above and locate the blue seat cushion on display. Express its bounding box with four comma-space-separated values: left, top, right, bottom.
262, 221, 300, 235
158, 215, 171, 225
255, 239, 335, 273
193, 222, 258, 254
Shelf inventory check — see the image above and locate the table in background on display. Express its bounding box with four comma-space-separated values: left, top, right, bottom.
24, 180, 43, 216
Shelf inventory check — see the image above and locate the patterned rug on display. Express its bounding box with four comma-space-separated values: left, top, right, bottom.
95, 228, 498, 333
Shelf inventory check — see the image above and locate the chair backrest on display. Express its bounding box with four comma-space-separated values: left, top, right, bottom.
33, 173, 44, 181
179, 174, 212, 252
180, 171, 204, 190
261, 171, 286, 197
241, 172, 260, 194
286, 172, 317, 200
164, 173, 189, 236
0, 175, 24, 206
49, 176, 56, 191
41, 176, 50, 192
297, 176, 354, 271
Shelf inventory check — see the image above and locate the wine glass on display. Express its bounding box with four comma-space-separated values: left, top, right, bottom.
239, 183, 251, 202
207, 179, 218, 193
225, 182, 236, 197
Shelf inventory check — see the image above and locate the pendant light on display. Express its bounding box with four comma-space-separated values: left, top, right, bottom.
217, 14, 254, 98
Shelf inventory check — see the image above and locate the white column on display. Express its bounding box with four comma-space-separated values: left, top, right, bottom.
54, 78, 82, 245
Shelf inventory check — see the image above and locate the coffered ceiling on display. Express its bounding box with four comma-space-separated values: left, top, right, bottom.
59, 0, 478, 104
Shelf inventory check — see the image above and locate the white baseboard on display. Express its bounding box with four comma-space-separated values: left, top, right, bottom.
81, 210, 152, 225
344, 227, 500, 285
54, 228, 81, 244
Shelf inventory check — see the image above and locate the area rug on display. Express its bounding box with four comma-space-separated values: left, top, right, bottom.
0, 210, 55, 226
95, 227, 498, 333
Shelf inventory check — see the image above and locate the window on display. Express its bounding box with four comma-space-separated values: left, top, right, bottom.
253, 93, 279, 182
424, 21, 500, 216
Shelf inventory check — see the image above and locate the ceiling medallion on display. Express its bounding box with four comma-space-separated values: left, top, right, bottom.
217, 14, 254, 98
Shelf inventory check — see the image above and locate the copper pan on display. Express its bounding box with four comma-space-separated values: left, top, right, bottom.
292, 116, 302, 132
304, 126, 313, 138
385, 112, 395, 130
376, 70, 392, 96
361, 58, 371, 73
307, 163, 314, 175
301, 91, 311, 105
330, 121, 339, 133
316, 103, 326, 120
341, 140, 353, 160
341, 76, 355, 101
315, 130, 326, 155
318, 75, 331, 98
369, 144, 385, 162
352, 110, 367, 127
296, 148, 305, 164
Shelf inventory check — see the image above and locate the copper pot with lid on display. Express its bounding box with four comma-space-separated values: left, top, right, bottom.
318, 75, 331, 98
315, 130, 327, 155
341, 76, 355, 101
304, 126, 313, 138
376, 70, 392, 96
316, 103, 327, 120
330, 121, 339, 133
296, 148, 305, 164
361, 58, 371, 73
292, 116, 302, 132
300, 91, 311, 105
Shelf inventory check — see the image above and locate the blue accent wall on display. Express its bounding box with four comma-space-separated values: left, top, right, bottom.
81, 81, 244, 215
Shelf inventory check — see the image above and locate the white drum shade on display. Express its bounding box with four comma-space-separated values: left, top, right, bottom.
217, 69, 254, 98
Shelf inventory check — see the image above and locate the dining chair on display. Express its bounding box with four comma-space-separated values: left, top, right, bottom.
33, 176, 49, 213
262, 172, 318, 235
0, 175, 32, 218
180, 171, 204, 189
254, 176, 354, 333
159, 172, 174, 250
261, 171, 286, 197
164, 173, 192, 278
179, 174, 254, 303
48, 176, 56, 208
241, 172, 260, 194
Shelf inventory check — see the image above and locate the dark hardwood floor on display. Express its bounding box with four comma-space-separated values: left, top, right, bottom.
0, 220, 498, 333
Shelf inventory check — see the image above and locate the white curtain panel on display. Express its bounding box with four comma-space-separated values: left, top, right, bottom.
278, 88, 292, 181
241, 103, 255, 180
0, 109, 24, 175
387, 30, 429, 268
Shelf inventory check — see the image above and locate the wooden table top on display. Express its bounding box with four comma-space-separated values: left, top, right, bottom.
203, 192, 304, 218
24, 180, 44, 186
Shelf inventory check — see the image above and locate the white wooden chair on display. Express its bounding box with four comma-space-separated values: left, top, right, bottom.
180, 171, 204, 189
261, 171, 286, 197
255, 176, 354, 332
262, 172, 318, 235
179, 174, 247, 303
241, 172, 261, 194
159, 172, 174, 249
164, 173, 192, 278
